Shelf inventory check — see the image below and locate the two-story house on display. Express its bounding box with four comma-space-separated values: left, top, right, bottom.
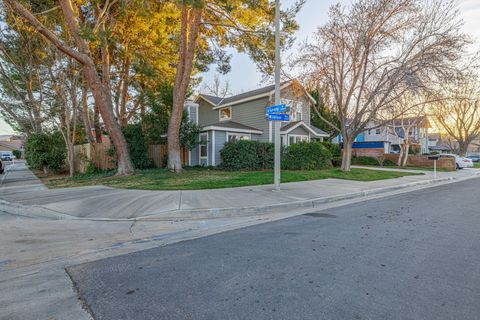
333, 116, 431, 157
184, 80, 329, 166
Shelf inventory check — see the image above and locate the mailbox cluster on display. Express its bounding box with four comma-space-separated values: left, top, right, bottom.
266, 104, 291, 122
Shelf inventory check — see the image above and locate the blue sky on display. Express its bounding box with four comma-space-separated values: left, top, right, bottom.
1, 0, 479, 134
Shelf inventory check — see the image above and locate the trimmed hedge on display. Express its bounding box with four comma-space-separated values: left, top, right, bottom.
220, 140, 274, 170
282, 141, 332, 170
351, 156, 380, 166
220, 140, 334, 171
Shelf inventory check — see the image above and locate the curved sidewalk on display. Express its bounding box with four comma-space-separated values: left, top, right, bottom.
1, 163, 478, 221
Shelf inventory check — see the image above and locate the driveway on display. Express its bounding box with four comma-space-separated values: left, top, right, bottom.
68, 177, 480, 320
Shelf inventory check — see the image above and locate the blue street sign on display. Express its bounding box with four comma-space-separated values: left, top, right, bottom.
267, 113, 290, 121
266, 104, 290, 114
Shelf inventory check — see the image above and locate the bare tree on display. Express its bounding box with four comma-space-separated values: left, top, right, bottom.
387, 95, 429, 166
201, 73, 232, 98
50, 59, 80, 177
432, 76, 480, 156
297, 0, 468, 171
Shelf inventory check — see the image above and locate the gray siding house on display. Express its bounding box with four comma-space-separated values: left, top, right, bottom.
185, 80, 329, 167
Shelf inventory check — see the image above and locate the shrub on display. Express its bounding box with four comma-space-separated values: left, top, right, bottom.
321, 141, 341, 158
383, 159, 397, 166
12, 149, 21, 159
123, 124, 153, 169
25, 132, 66, 172
282, 142, 332, 170
351, 156, 380, 166
220, 140, 274, 170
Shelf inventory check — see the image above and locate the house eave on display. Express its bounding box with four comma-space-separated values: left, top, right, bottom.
202, 126, 263, 135
281, 121, 329, 137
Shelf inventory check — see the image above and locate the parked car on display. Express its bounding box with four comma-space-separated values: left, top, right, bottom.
439, 154, 474, 169
1, 153, 12, 161
467, 155, 480, 162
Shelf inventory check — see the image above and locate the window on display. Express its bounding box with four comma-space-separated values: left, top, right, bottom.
288, 135, 308, 145
219, 107, 232, 121
375, 128, 381, 134
199, 133, 208, 159
291, 103, 303, 122
227, 133, 251, 142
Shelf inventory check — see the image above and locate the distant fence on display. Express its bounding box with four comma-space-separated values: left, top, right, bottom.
148, 144, 189, 168
384, 154, 456, 171
74, 143, 116, 173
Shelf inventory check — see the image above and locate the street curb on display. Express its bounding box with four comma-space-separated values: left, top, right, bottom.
138, 176, 457, 221
0, 173, 477, 222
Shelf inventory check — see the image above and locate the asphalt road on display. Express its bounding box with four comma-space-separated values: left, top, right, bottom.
68, 178, 480, 320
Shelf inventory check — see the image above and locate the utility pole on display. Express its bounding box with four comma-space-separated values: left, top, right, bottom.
274, 0, 281, 190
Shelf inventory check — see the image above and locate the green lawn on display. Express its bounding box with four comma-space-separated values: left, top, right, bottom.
40, 167, 423, 190
474, 163, 480, 168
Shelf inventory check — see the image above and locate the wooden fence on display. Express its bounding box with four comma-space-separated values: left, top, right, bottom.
74, 143, 190, 173
74, 143, 116, 173
148, 144, 189, 168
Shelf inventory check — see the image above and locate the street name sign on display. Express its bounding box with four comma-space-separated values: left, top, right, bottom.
267, 113, 290, 121
266, 104, 290, 114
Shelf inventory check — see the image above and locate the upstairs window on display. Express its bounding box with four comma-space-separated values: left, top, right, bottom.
227, 133, 251, 143
219, 107, 232, 121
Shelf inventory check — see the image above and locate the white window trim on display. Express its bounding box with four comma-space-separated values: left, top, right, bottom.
287, 134, 309, 146
227, 132, 252, 142
218, 107, 232, 122
199, 133, 208, 165
212, 130, 216, 166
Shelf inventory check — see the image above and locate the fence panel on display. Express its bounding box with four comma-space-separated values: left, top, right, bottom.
148, 145, 189, 168
74, 143, 116, 173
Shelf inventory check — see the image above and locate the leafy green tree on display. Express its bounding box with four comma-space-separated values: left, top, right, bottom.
167, 0, 304, 172
12, 149, 22, 159
122, 124, 153, 169
25, 132, 66, 173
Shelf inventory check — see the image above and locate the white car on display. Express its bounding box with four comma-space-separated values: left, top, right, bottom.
439, 154, 474, 169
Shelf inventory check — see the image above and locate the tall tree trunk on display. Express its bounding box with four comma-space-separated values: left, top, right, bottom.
458, 142, 469, 157
93, 101, 102, 143
398, 144, 405, 166
120, 56, 130, 127
81, 79, 95, 142
341, 139, 353, 171
82, 65, 133, 175
402, 143, 410, 167
167, 6, 202, 172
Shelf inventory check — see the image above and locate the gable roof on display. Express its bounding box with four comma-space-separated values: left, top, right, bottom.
197, 80, 316, 109
391, 116, 431, 128
0, 140, 23, 150
280, 121, 329, 137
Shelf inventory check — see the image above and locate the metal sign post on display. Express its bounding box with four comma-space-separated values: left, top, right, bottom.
274, 0, 281, 190
428, 155, 439, 179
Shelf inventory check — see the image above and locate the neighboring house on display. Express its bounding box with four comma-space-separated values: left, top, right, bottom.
184, 80, 329, 166
0, 135, 25, 156
428, 133, 480, 156
333, 116, 431, 157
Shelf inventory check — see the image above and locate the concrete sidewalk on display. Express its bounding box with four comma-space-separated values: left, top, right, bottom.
1, 163, 478, 221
